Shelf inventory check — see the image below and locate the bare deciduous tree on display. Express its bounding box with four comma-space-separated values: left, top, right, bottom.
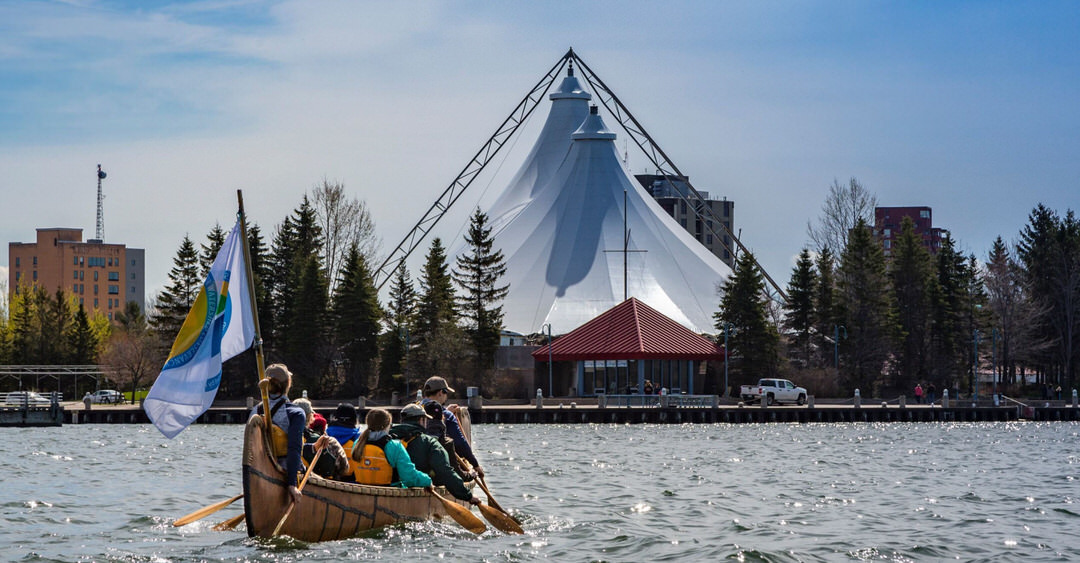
807, 177, 878, 254
312, 179, 381, 293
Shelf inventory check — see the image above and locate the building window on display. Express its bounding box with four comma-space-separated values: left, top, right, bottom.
73, 283, 78, 293
884, 228, 891, 237
94, 298, 99, 308
15, 257, 19, 267
130, 273, 136, 280
108, 285, 119, 294
32, 271, 37, 281
884, 240, 892, 249
74, 271, 79, 280
108, 272, 119, 281
79, 298, 84, 306
920, 210, 930, 219
93, 271, 99, 281
706, 234, 713, 245
80, 256, 84, 265
131, 259, 136, 266
94, 285, 99, 295
80, 271, 84, 280
130, 286, 135, 293
33, 256, 37, 266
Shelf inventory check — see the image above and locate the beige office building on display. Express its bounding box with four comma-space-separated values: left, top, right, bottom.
8, 228, 145, 320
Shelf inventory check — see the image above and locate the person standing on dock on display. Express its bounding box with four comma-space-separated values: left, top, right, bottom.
914, 384, 924, 404
927, 383, 937, 405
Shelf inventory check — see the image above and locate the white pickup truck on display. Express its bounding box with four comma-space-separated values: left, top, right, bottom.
739, 378, 808, 406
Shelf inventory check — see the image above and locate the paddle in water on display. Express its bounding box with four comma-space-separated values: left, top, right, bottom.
173, 494, 243, 527
271, 448, 322, 536
427, 486, 486, 534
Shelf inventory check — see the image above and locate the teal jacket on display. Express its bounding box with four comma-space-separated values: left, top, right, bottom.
390, 421, 474, 502
381, 437, 433, 488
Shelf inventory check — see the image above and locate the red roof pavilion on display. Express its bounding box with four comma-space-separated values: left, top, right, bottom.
532, 297, 725, 362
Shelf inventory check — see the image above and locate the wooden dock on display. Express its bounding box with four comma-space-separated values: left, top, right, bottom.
58, 399, 1080, 426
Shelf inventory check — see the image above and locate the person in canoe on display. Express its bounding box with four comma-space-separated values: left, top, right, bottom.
420, 376, 484, 478
293, 397, 349, 479
391, 404, 481, 506
350, 408, 432, 488
325, 403, 362, 482
249, 363, 306, 505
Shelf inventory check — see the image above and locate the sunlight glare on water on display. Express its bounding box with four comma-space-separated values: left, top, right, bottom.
1, 422, 1078, 561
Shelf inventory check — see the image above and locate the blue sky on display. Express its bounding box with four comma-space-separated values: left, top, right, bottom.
2, 0, 1078, 309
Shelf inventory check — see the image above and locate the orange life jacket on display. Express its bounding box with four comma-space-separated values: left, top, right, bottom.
353, 436, 394, 486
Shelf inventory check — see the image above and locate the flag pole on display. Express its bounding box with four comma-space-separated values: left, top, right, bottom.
236, 190, 271, 427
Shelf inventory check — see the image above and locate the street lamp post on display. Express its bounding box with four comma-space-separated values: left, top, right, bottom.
400, 326, 410, 403
834, 325, 847, 371
722, 322, 734, 399
542, 323, 553, 398
992, 328, 999, 400
973, 328, 980, 403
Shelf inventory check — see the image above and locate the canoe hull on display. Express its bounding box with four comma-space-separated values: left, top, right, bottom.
242, 415, 468, 541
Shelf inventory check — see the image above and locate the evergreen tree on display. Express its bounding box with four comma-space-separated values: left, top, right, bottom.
813, 247, 839, 368
836, 219, 894, 394
415, 238, 463, 382
453, 208, 509, 380
8, 284, 34, 363
928, 234, 967, 390
331, 244, 383, 396
783, 248, 817, 367
152, 235, 201, 340
199, 223, 226, 278
1017, 205, 1080, 390
286, 254, 330, 394
379, 264, 417, 394
268, 196, 325, 371
984, 237, 1023, 386
67, 303, 100, 364
715, 250, 780, 383
889, 217, 935, 392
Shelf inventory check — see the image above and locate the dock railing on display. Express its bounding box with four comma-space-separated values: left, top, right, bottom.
602, 394, 718, 408
0, 391, 62, 409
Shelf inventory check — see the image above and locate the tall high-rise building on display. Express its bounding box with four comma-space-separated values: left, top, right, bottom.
874, 206, 948, 258
8, 228, 145, 320
634, 174, 736, 268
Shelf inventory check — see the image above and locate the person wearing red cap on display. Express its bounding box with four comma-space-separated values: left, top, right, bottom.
420, 376, 484, 478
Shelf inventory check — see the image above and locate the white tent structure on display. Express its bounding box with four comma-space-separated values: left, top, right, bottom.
478, 68, 734, 335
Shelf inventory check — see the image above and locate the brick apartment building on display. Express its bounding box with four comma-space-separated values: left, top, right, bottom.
874, 206, 948, 258
8, 228, 145, 320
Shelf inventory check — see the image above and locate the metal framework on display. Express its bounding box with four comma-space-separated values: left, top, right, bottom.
373, 55, 572, 290
373, 48, 786, 303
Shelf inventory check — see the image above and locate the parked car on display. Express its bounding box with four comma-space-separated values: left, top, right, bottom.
3, 391, 54, 406
91, 389, 124, 404
739, 378, 808, 406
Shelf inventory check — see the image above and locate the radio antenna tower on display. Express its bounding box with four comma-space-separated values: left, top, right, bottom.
96, 164, 107, 241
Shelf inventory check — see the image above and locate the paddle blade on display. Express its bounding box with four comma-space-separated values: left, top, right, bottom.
442, 500, 487, 534
477, 502, 524, 534
213, 512, 246, 531
174, 494, 243, 527
429, 489, 485, 534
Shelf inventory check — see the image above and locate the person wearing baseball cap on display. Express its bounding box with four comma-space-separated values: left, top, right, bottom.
390, 403, 481, 505
421, 376, 484, 478
249, 363, 307, 505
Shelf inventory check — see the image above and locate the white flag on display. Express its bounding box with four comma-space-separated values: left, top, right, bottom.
144, 220, 255, 438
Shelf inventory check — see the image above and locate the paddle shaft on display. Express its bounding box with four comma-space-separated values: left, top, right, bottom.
271, 448, 322, 536
213, 512, 246, 531
173, 494, 243, 527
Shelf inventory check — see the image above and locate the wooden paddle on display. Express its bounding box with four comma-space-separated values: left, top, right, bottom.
476, 501, 524, 534
173, 494, 243, 527
477, 476, 523, 531
213, 512, 246, 531
271, 448, 322, 537
428, 487, 486, 534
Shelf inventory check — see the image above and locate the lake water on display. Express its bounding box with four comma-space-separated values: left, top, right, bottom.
2, 422, 1078, 561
